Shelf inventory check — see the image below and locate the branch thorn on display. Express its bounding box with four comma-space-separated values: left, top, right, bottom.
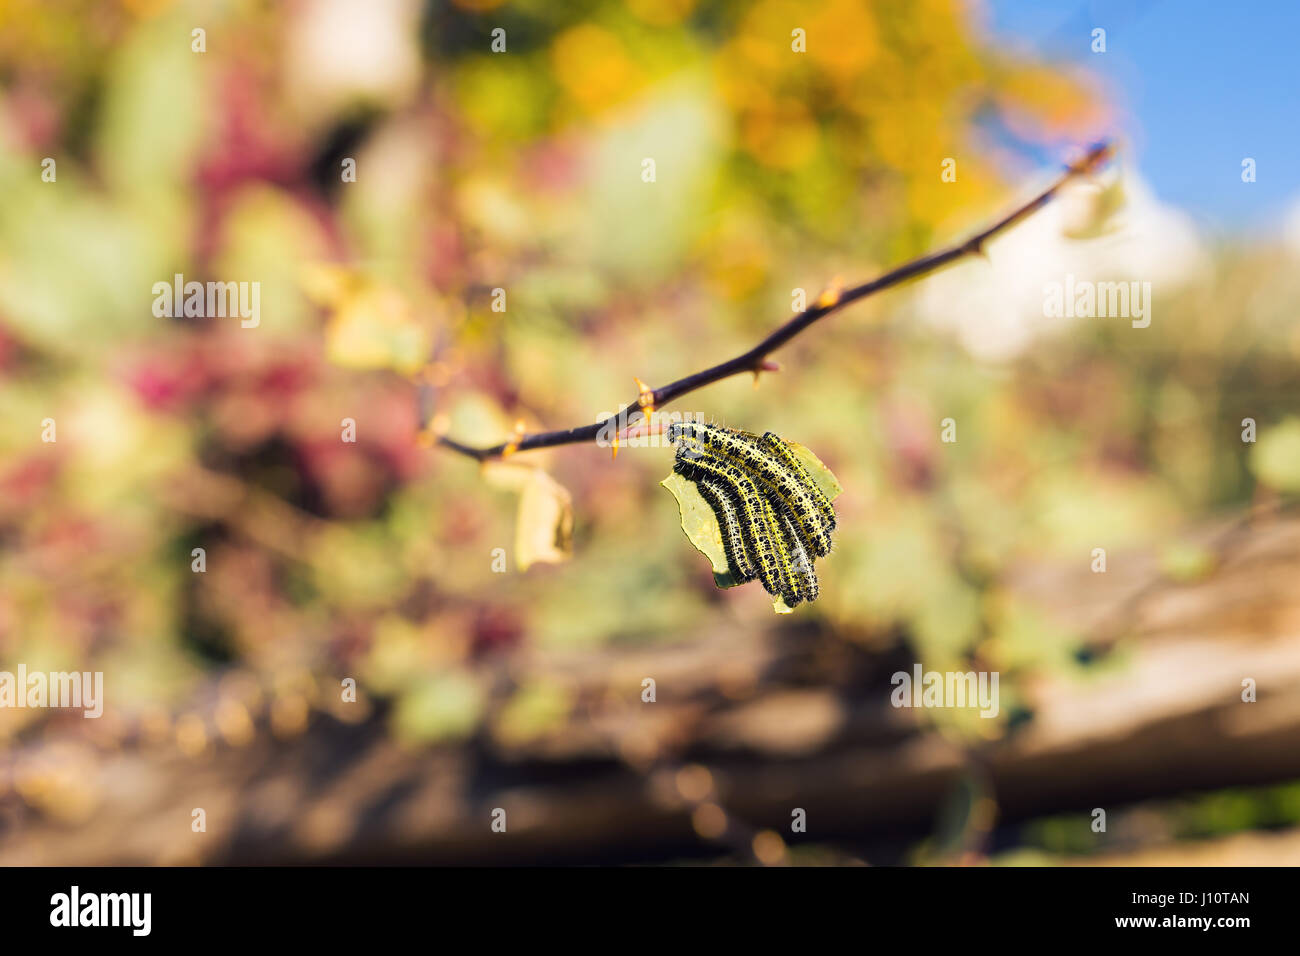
502, 419, 527, 458
752, 358, 781, 388
634, 376, 656, 416
816, 275, 845, 309
418, 414, 450, 448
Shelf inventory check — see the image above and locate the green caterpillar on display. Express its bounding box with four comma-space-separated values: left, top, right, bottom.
669, 422, 834, 557
670, 423, 831, 606
761, 432, 837, 533
777, 511, 818, 604
765, 497, 806, 608
673, 449, 783, 598
692, 476, 758, 584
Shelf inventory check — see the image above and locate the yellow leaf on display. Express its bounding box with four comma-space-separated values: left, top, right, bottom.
300, 265, 432, 375
513, 468, 574, 571
1251, 418, 1300, 492
661, 471, 738, 585
1061, 172, 1126, 240
299, 263, 357, 306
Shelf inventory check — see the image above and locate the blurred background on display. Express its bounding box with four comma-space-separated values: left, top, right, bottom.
1, 0, 1299, 866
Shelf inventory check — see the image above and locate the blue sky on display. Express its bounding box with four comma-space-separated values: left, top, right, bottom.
981, 0, 1300, 236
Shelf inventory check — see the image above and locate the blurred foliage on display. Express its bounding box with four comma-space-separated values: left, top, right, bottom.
0, 0, 1294, 855
1008, 778, 1300, 862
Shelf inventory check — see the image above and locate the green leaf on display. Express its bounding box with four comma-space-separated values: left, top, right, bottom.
1160, 542, 1216, 582
1250, 418, 1300, 493
661, 471, 739, 587
393, 671, 485, 744
786, 440, 844, 503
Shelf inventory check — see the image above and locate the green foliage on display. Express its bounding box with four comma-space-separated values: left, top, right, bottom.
1251, 418, 1300, 492
0, 0, 1283, 784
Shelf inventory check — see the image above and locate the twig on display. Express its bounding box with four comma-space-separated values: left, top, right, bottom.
436, 142, 1114, 461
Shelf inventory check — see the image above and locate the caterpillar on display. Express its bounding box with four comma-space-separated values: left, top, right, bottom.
777, 511, 818, 604
759, 486, 804, 608
761, 432, 837, 533
669, 422, 834, 557
673, 450, 783, 597
692, 476, 758, 585
669, 423, 832, 606
747, 487, 789, 600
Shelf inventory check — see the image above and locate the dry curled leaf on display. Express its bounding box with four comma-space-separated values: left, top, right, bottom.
483, 462, 574, 571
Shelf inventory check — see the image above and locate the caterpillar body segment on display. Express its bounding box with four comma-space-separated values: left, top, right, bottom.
667, 421, 757, 460
692, 476, 758, 584
765, 496, 805, 608
778, 511, 818, 604
728, 440, 833, 558
761, 432, 837, 533
744, 487, 787, 600
674, 451, 782, 596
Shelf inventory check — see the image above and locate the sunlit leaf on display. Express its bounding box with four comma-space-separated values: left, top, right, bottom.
515, 469, 574, 571
392, 671, 485, 744
301, 264, 432, 374
485, 462, 574, 571
661, 471, 738, 585
661, 435, 841, 614
787, 440, 844, 503
1250, 418, 1300, 492
1060, 172, 1126, 240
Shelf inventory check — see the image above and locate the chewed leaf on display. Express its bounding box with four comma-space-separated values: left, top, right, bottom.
662, 435, 843, 615
785, 440, 843, 503
660, 472, 742, 588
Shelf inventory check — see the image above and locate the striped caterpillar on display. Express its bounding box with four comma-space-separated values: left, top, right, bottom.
669, 422, 835, 557
692, 476, 758, 585
669, 423, 833, 607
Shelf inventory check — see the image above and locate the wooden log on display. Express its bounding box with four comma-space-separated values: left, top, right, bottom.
3, 517, 1299, 865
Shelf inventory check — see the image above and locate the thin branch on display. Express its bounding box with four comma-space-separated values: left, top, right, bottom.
436, 142, 1114, 461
